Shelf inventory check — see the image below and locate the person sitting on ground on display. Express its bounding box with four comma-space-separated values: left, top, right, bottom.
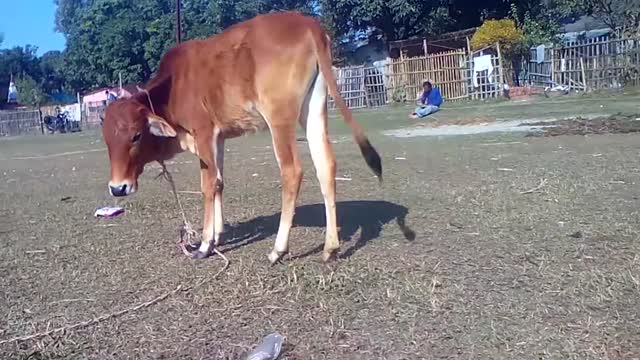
410, 81, 443, 119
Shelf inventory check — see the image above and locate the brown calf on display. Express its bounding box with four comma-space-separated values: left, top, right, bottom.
101, 11, 382, 263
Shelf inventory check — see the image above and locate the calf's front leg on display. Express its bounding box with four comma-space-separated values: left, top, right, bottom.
213, 135, 225, 246
186, 130, 220, 259
190, 160, 217, 259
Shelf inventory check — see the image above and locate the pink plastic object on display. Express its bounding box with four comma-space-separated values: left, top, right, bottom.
94, 206, 125, 218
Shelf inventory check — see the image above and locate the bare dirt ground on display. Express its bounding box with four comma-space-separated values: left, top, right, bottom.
1, 92, 639, 359
522, 113, 640, 137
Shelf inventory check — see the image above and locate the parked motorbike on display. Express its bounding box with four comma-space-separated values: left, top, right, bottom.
44, 108, 81, 134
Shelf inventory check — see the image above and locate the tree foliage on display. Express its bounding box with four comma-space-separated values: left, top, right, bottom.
470, 19, 524, 55
0, 45, 68, 105
12, 0, 640, 104
39, 51, 67, 95
15, 74, 46, 107
588, 0, 639, 33
319, 0, 454, 42
554, 0, 639, 34
53, 0, 319, 92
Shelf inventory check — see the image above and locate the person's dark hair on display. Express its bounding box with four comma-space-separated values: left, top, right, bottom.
423, 81, 432, 88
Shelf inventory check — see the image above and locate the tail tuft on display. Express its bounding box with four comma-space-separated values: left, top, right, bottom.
358, 137, 383, 182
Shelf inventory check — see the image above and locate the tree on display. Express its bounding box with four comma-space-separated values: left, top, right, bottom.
589, 0, 639, 33
15, 74, 46, 106
470, 19, 524, 54
39, 50, 66, 95
55, 0, 318, 92
54, 0, 93, 34
58, 0, 175, 89
0, 46, 41, 90
320, 0, 454, 43
555, 0, 639, 34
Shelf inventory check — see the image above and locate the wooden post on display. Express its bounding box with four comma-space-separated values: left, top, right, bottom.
38, 106, 44, 135
466, 36, 473, 100
496, 41, 504, 97
400, 50, 407, 102
362, 67, 371, 108
76, 92, 83, 128
175, 0, 182, 44
580, 57, 588, 92
550, 46, 555, 87
423, 39, 428, 56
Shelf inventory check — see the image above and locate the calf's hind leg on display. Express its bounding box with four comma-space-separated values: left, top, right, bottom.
305, 71, 339, 262
265, 114, 304, 265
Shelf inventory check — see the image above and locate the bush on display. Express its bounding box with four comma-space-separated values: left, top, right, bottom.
470, 18, 524, 56
15, 74, 46, 107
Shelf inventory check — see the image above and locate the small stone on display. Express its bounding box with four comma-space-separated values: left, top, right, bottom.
569, 231, 583, 239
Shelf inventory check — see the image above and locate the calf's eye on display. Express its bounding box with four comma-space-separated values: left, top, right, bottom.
132, 132, 142, 143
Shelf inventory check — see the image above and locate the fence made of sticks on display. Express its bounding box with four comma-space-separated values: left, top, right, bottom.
328, 43, 506, 110
0, 109, 42, 137
528, 34, 640, 90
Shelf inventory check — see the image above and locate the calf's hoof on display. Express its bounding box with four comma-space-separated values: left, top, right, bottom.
191, 250, 209, 259
322, 249, 338, 263
179, 242, 209, 259
268, 250, 288, 265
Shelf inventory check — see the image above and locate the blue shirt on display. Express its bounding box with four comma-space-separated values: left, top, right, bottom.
420, 87, 443, 107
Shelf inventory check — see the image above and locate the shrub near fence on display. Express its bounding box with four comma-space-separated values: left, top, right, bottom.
0, 109, 41, 137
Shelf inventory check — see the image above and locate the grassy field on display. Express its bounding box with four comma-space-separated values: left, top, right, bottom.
1, 91, 639, 359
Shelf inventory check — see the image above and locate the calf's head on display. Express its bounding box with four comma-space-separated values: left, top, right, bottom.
101, 97, 177, 197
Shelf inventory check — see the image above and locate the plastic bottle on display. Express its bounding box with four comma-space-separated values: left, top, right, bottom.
246, 332, 285, 360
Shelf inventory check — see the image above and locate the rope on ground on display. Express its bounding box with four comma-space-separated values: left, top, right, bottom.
0, 157, 226, 347
156, 160, 200, 247
0, 250, 229, 347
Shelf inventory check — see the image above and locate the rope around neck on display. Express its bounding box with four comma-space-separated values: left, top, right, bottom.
137, 85, 156, 115
138, 85, 204, 252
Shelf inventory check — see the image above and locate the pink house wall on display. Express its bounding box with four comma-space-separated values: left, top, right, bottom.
82, 90, 109, 104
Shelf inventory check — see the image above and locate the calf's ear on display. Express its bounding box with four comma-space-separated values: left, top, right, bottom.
147, 114, 177, 137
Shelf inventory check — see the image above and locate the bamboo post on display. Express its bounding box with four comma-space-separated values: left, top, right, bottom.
38, 106, 44, 135
423, 39, 428, 56
580, 57, 588, 92
362, 68, 370, 108
466, 36, 473, 100
496, 41, 504, 97
551, 47, 556, 87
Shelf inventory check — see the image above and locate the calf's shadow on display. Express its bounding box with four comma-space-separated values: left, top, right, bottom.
221, 200, 416, 259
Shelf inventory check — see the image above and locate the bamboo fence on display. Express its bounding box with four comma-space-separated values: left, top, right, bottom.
385, 49, 469, 102
328, 44, 507, 109
528, 34, 640, 90
0, 109, 42, 137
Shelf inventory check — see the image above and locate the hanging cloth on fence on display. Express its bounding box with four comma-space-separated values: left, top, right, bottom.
536, 45, 546, 64
472, 55, 494, 87
7, 81, 18, 103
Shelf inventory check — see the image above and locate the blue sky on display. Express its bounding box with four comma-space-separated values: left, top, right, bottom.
0, 0, 66, 55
